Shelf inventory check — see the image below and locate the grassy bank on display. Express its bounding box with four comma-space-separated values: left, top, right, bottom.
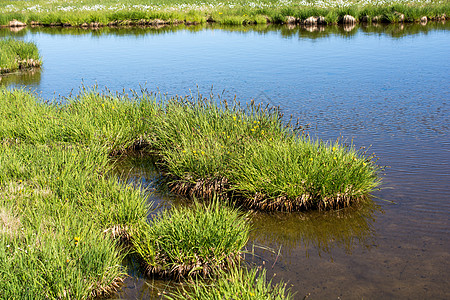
0, 87, 380, 211
0, 38, 41, 74
0, 88, 253, 299
0, 84, 378, 296
0, 143, 149, 298
0, 0, 448, 27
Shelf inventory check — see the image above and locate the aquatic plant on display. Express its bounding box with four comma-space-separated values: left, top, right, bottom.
0, 39, 41, 74
132, 199, 250, 279
166, 265, 293, 299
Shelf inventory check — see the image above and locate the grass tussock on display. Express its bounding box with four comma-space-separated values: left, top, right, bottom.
133, 199, 249, 279
0, 39, 41, 74
151, 95, 380, 211
166, 265, 293, 299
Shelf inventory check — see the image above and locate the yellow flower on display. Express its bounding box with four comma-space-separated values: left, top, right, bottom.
251, 128, 255, 132
310, 158, 313, 161
227, 135, 230, 139
219, 12, 223, 14
112, 106, 115, 110
201, 151, 205, 155
332, 147, 336, 152
74, 237, 80, 242
182, 150, 186, 153
193, 150, 196, 153
101, 103, 104, 107
333, 156, 337, 160
363, 162, 367, 166
233, 116, 236, 120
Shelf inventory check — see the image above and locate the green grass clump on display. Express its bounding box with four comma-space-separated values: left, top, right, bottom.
0, 39, 41, 74
132, 199, 250, 279
149, 96, 380, 211
167, 265, 293, 299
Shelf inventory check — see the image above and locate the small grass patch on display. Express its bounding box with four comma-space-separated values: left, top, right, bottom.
0, 38, 41, 74
132, 199, 250, 279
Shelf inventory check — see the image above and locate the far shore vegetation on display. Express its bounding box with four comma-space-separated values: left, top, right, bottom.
0, 39, 41, 74
0, 0, 448, 27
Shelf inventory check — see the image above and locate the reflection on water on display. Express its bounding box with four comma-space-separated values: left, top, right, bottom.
0, 68, 41, 87
111, 155, 382, 298
1, 22, 447, 39
250, 201, 380, 258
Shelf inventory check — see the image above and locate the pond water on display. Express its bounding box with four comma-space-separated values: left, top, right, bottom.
1, 23, 449, 299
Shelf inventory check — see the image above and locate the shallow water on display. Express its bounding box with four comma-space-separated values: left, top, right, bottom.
2, 23, 449, 299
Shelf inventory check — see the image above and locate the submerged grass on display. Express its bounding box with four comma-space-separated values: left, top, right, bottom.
0, 38, 41, 74
0, 0, 448, 26
166, 265, 293, 299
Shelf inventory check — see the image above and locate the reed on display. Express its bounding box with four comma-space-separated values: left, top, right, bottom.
0, 39, 41, 74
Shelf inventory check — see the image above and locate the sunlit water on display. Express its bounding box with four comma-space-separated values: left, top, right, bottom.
1, 23, 449, 299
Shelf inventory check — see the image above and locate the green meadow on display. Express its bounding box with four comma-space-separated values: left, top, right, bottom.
0, 0, 448, 26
